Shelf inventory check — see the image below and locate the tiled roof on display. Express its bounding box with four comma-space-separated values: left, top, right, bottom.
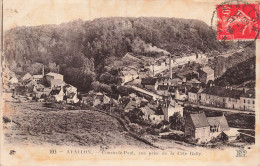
207, 115, 230, 131
124, 100, 137, 110
202, 86, 243, 99
200, 66, 214, 74
51, 79, 65, 85
189, 87, 199, 93
46, 72, 63, 77
190, 112, 209, 128
140, 106, 155, 115
50, 89, 62, 95
141, 77, 157, 85
187, 78, 201, 84
157, 85, 168, 91
157, 77, 171, 82
170, 78, 182, 84
33, 75, 43, 79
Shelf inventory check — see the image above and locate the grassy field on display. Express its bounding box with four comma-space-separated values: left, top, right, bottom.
3, 101, 151, 148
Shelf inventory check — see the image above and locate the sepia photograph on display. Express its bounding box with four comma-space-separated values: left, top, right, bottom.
0, 0, 259, 166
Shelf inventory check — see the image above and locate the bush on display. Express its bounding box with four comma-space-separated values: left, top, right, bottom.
146, 128, 160, 135
161, 133, 183, 141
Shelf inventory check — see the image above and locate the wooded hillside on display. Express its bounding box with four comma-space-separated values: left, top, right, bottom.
4, 17, 236, 92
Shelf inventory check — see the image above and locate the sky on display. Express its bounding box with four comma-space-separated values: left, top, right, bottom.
3, 0, 223, 31
4, 0, 259, 31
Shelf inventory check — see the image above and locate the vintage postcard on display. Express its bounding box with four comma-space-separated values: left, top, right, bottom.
0, 0, 259, 165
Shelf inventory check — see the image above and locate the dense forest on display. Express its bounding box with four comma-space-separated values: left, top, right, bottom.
214, 56, 255, 88
4, 17, 237, 92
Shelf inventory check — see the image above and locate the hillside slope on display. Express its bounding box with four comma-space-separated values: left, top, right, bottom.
214, 56, 255, 88
5, 17, 226, 66
4, 17, 237, 91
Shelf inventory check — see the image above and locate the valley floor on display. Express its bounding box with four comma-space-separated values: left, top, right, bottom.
3, 101, 254, 152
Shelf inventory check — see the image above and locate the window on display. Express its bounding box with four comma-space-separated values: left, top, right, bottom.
253, 101, 255, 104
248, 100, 250, 104
244, 99, 246, 103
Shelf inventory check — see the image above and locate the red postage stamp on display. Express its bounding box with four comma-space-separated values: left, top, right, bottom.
217, 4, 260, 40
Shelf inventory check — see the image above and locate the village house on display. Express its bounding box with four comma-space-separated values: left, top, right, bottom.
35, 87, 52, 98
124, 99, 137, 112
141, 77, 158, 91
63, 84, 77, 96
170, 78, 182, 86
50, 79, 66, 89
188, 87, 202, 103
156, 85, 169, 96
66, 93, 79, 104
161, 100, 184, 121
175, 74, 187, 83
157, 77, 171, 86
207, 114, 230, 139
186, 78, 201, 88
149, 112, 165, 124
140, 106, 155, 121
93, 92, 104, 106
102, 94, 111, 105
184, 112, 210, 143
138, 68, 152, 79
175, 87, 187, 101
240, 89, 255, 111
144, 103, 165, 124
198, 66, 214, 84
200, 86, 243, 109
119, 69, 138, 85
9, 76, 19, 84
33, 75, 44, 84
22, 73, 32, 81
49, 89, 64, 102
185, 112, 231, 143
45, 72, 64, 85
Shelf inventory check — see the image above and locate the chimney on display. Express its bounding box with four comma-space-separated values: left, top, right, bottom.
42, 64, 44, 76
169, 54, 172, 79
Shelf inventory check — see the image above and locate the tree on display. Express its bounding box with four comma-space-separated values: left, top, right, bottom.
169, 112, 185, 131
127, 108, 144, 123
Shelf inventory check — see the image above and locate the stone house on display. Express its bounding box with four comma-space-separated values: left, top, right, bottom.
198, 66, 214, 84
141, 77, 158, 91
185, 112, 230, 143
240, 89, 255, 111
33, 75, 44, 84
66, 93, 79, 104
22, 73, 32, 81
185, 112, 211, 143
46, 72, 64, 86
49, 89, 64, 102
207, 114, 230, 136
187, 87, 202, 103
201, 86, 243, 109
50, 79, 66, 89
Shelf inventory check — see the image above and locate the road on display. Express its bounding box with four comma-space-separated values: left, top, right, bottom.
185, 103, 255, 115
